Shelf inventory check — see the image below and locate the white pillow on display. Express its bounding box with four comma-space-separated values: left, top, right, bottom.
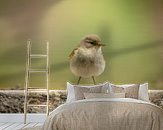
109, 83, 135, 89
84, 92, 125, 99
66, 82, 110, 103
138, 83, 149, 102
109, 82, 150, 102
66, 82, 75, 103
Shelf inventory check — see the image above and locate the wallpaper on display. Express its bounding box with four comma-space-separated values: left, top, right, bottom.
0, 0, 163, 89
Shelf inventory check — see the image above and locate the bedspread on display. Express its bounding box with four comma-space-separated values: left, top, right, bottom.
42, 98, 163, 130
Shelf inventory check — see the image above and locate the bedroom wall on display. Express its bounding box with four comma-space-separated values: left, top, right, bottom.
0, 0, 163, 89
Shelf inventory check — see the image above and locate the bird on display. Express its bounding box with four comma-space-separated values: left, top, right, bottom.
69, 34, 106, 84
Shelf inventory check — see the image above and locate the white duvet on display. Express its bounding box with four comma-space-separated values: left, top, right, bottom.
41, 98, 163, 130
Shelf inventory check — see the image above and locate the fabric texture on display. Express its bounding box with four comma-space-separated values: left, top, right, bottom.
66, 82, 109, 103
84, 92, 125, 99
111, 84, 140, 99
42, 98, 163, 130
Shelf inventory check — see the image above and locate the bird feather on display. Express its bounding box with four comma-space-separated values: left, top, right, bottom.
69, 47, 78, 59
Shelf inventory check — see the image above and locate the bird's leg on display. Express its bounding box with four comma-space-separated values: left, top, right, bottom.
92, 76, 96, 85
77, 76, 81, 85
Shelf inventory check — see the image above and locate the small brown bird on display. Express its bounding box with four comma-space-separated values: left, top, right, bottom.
69, 34, 106, 84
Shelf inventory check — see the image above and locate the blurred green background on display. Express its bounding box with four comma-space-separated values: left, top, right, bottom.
0, 0, 163, 90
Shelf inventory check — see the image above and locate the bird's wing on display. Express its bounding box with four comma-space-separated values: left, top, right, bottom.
69, 47, 78, 59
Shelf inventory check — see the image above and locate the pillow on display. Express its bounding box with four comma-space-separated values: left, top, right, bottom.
66, 82, 109, 103
74, 85, 102, 100
110, 84, 140, 99
138, 83, 149, 102
84, 92, 125, 99
109, 82, 149, 101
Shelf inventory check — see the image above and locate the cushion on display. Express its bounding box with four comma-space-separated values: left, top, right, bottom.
109, 82, 149, 101
84, 92, 125, 99
66, 82, 110, 103
110, 84, 140, 99
74, 85, 102, 100
138, 83, 149, 102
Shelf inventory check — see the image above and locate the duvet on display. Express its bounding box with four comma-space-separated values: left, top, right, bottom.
42, 98, 163, 130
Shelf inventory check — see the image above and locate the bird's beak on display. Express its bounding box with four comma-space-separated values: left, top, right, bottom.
98, 43, 106, 46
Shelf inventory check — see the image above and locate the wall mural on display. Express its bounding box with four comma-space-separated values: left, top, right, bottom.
0, 0, 163, 89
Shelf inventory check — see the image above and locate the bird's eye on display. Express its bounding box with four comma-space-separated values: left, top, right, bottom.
89, 41, 97, 45
85, 39, 97, 45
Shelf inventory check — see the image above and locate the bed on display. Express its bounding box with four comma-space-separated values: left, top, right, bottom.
41, 82, 163, 130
